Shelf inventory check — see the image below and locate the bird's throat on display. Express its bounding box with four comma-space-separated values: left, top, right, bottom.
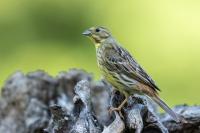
95, 43, 101, 48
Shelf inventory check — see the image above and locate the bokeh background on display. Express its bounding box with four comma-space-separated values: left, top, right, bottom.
0, 0, 200, 106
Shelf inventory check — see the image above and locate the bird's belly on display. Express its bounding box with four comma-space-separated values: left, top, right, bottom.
100, 68, 140, 94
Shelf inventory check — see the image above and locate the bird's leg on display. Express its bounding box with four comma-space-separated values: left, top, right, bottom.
109, 91, 129, 118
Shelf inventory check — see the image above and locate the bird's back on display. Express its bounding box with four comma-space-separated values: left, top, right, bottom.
96, 38, 160, 94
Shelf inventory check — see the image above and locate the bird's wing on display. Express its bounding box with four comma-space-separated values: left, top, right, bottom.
103, 45, 160, 92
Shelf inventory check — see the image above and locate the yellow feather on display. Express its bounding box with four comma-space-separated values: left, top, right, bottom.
95, 43, 101, 48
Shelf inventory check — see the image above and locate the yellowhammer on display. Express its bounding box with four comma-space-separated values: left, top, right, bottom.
83, 26, 183, 123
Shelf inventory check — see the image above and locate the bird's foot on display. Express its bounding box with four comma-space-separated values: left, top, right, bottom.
108, 106, 124, 119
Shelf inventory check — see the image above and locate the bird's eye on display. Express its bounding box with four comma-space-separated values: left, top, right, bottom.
95, 28, 100, 32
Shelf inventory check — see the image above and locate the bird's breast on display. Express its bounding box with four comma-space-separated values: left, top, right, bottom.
95, 44, 140, 94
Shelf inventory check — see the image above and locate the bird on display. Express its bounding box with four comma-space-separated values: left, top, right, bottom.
82, 26, 183, 123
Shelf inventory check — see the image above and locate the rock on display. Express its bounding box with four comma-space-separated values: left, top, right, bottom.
0, 70, 199, 133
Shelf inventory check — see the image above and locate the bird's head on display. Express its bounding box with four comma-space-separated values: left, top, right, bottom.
82, 26, 111, 46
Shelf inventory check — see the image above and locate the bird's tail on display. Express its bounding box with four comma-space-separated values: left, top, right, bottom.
152, 95, 183, 123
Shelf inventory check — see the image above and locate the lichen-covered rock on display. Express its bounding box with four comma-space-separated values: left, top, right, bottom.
0, 70, 199, 133
70, 80, 102, 133
0, 71, 56, 133
44, 105, 69, 133
162, 105, 200, 133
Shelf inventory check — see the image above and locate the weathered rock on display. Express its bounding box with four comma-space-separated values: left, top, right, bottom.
0, 71, 56, 133
102, 112, 125, 133
70, 80, 102, 133
0, 70, 199, 133
44, 105, 69, 133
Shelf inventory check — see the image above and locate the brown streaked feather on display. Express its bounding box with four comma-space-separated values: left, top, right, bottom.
102, 43, 160, 92
136, 82, 158, 96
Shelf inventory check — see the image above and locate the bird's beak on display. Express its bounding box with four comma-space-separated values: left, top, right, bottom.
82, 29, 91, 36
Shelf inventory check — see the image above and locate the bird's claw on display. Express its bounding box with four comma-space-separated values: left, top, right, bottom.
108, 106, 124, 119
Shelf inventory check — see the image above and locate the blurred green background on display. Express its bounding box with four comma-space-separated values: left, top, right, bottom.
0, 0, 200, 106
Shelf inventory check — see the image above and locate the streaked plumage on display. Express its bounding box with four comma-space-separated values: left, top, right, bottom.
82, 26, 183, 123
96, 39, 160, 94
